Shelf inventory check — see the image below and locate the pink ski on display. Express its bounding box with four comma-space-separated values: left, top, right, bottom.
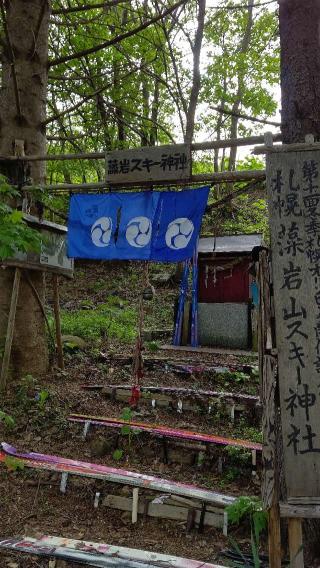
69, 413, 262, 451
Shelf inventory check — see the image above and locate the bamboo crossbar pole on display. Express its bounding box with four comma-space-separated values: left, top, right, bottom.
0, 133, 281, 163
0, 151, 104, 162
21, 169, 266, 193
192, 132, 282, 151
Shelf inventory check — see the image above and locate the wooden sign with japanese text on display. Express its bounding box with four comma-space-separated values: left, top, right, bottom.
267, 147, 320, 502
105, 144, 191, 184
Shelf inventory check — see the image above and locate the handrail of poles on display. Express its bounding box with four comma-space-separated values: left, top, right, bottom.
3, 131, 280, 192
0, 132, 282, 163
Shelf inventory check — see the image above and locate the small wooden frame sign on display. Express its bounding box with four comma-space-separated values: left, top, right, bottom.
105, 144, 191, 184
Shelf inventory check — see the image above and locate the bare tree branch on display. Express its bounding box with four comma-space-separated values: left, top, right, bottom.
49, 0, 187, 67
211, 105, 281, 127
44, 83, 110, 125
205, 180, 264, 213
52, 1, 128, 16
154, 0, 188, 120
184, 0, 206, 144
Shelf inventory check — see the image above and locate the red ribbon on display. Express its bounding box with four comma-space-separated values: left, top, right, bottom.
129, 385, 141, 407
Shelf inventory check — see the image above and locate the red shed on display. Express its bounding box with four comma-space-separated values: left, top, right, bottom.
197, 234, 263, 349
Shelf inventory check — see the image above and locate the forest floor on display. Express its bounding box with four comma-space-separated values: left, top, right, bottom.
0, 261, 264, 568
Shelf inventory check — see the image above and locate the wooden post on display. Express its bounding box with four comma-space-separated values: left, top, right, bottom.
0, 268, 21, 392
288, 518, 304, 568
268, 504, 282, 568
53, 274, 64, 370
132, 488, 139, 524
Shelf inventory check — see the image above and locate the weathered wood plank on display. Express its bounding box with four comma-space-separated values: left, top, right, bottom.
255, 141, 320, 155
268, 504, 282, 568
288, 518, 304, 568
280, 503, 320, 518
261, 355, 277, 509
106, 144, 191, 184
267, 148, 320, 499
103, 494, 224, 528
160, 345, 258, 357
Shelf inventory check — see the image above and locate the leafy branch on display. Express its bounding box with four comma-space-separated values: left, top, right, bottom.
0, 177, 42, 260
49, 0, 187, 67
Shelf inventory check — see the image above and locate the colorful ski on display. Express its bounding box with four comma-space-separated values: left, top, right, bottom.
0, 443, 235, 507
81, 383, 259, 406
69, 414, 262, 452
0, 535, 225, 567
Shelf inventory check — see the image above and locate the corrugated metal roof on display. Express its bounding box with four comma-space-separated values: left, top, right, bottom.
198, 234, 263, 254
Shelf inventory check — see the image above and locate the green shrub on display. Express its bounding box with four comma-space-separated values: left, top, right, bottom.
59, 301, 137, 342
0, 177, 42, 260
146, 340, 160, 352
227, 496, 268, 568
0, 410, 15, 429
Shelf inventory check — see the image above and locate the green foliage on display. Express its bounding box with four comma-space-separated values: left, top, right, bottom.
63, 341, 80, 353
0, 177, 42, 260
0, 410, 15, 429
121, 424, 131, 436
238, 424, 263, 444
226, 445, 251, 466
114, 407, 142, 459
220, 466, 241, 484
146, 340, 160, 353
15, 375, 50, 417
202, 5, 279, 142
122, 407, 133, 422
44, 2, 279, 243
4, 456, 25, 472
16, 374, 37, 405
227, 496, 268, 568
57, 299, 137, 343
36, 389, 49, 410
225, 370, 251, 384
113, 448, 124, 461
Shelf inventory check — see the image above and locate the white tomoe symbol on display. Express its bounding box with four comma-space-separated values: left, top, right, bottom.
165, 218, 194, 250
126, 216, 152, 248
91, 217, 113, 247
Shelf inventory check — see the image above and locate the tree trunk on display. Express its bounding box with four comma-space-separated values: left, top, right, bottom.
150, 77, 160, 146
228, 0, 253, 170
278, 0, 320, 558
279, 0, 320, 143
184, 0, 206, 145
0, 0, 51, 378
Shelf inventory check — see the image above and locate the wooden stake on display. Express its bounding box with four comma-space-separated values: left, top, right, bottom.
132, 488, 139, 524
53, 274, 64, 370
288, 518, 304, 568
0, 268, 21, 392
268, 504, 282, 568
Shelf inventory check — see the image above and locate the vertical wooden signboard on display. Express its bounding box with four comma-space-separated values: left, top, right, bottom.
267, 145, 320, 502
